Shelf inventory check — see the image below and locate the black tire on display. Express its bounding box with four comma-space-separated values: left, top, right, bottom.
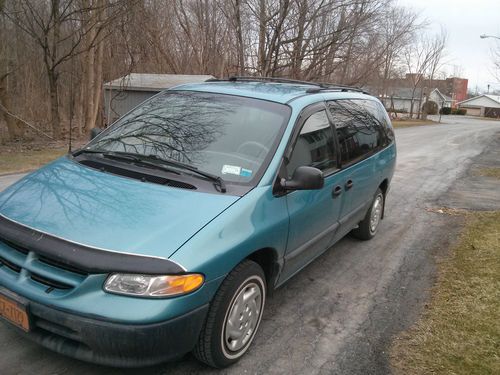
193, 260, 266, 368
351, 188, 384, 241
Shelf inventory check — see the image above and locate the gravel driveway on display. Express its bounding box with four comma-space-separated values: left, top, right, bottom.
1, 116, 499, 375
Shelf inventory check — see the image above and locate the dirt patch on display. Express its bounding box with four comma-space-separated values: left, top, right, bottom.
0, 140, 86, 175
392, 119, 437, 128
476, 167, 500, 179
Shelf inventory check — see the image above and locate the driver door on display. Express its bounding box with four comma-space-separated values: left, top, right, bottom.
278, 103, 348, 283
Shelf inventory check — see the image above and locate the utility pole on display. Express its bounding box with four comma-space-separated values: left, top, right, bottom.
439, 100, 444, 123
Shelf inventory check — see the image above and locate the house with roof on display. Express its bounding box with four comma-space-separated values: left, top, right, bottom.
380, 87, 452, 114
457, 95, 500, 117
374, 74, 467, 116
103, 73, 215, 124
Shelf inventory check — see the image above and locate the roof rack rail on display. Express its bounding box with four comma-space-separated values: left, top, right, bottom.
205, 76, 371, 95
206, 76, 321, 87
306, 82, 369, 94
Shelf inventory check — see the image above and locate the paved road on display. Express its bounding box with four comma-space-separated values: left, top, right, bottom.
1, 116, 499, 374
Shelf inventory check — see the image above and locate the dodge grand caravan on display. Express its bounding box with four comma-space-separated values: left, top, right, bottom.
0, 77, 396, 368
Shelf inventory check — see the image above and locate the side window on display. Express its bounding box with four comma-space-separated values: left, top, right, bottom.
328, 100, 382, 165
287, 109, 337, 178
362, 99, 392, 147
374, 101, 395, 144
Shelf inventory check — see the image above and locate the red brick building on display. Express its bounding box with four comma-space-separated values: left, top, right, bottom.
434, 77, 468, 104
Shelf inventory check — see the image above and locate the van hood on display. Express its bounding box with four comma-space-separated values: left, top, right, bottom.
0, 158, 239, 259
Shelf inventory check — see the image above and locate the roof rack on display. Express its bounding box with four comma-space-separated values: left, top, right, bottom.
205, 76, 370, 95
306, 82, 369, 94
206, 76, 322, 87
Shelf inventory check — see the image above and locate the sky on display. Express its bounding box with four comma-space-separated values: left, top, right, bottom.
397, 0, 500, 93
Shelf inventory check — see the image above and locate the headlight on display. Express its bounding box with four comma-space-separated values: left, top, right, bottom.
104, 273, 204, 297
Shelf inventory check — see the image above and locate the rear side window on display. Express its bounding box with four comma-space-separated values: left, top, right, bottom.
327, 99, 385, 165
373, 101, 395, 144
286, 110, 337, 177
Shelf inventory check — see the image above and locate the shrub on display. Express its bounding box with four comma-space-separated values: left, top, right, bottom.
439, 107, 452, 115
451, 108, 467, 115
422, 100, 438, 115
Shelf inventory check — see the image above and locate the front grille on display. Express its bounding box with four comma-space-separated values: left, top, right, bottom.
0, 239, 87, 294
0, 255, 22, 273
2, 239, 29, 254
38, 255, 88, 276
30, 273, 73, 290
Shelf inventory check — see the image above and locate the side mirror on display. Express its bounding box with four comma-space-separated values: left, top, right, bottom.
280, 166, 324, 191
90, 127, 103, 140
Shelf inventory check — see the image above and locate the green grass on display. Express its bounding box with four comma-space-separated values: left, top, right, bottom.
0, 147, 67, 174
391, 211, 500, 375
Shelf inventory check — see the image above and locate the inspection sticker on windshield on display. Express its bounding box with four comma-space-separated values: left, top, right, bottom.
222, 165, 253, 177
222, 165, 241, 175
240, 168, 252, 177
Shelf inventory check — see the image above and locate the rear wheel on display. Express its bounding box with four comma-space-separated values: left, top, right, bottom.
351, 188, 384, 240
193, 260, 266, 368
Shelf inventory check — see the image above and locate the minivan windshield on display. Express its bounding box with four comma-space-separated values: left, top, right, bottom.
85, 91, 290, 185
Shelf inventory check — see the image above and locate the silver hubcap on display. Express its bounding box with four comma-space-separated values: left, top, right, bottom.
369, 194, 383, 234
224, 282, 262, 352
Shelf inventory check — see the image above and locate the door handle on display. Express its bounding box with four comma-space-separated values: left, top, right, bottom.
332, 185, 342, 197
345, 179, 353, 190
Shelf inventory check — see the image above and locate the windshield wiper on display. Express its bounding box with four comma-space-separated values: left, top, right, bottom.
143, 154, 227, 193
72, 149, 180, 175
73, 149, 226, 193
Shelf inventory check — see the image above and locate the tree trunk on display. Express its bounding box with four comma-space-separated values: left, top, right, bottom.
0, 74, 24, 140
47, 68, 61, 138
257, 0, 266, 75
48, 0, 61, 139
291, 0, 306, 79
91, 2, 104, 129
234, 0, 245, 75
84, 26, 96, 133
91, 40, 103, 128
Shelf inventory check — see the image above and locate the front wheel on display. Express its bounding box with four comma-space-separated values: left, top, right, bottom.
351, 188, 384, 240
193, 260, 266, 368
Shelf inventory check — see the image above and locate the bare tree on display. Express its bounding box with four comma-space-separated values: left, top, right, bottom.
492, 41, 500, 82
403, 30, 447, 118
0, 0, 441, 143
0, 0, 24, 140
2, 0, 127, 138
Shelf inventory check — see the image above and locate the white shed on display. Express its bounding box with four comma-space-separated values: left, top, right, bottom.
457, 95, 500, 117
428, 89, 452, 109
103, 73, 215, 124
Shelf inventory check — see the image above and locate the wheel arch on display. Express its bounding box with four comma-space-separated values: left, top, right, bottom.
246, 247, 281, 294
378, 178, 389, 218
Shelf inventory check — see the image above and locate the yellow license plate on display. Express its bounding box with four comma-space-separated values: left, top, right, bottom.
0, 292, 30, 332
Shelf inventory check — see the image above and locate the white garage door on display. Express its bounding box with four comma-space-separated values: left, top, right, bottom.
464, 107, 481, 116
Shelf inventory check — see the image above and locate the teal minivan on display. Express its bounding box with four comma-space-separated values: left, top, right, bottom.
0, 77, 395, 368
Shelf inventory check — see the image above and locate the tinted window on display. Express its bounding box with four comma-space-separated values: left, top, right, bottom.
373, 101, 395, 144
86, 91, 290, 184
328, 99, 384, 165
287, 110, 336, 177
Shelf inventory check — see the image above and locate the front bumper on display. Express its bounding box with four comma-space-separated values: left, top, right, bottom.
4, 298, 209, 367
